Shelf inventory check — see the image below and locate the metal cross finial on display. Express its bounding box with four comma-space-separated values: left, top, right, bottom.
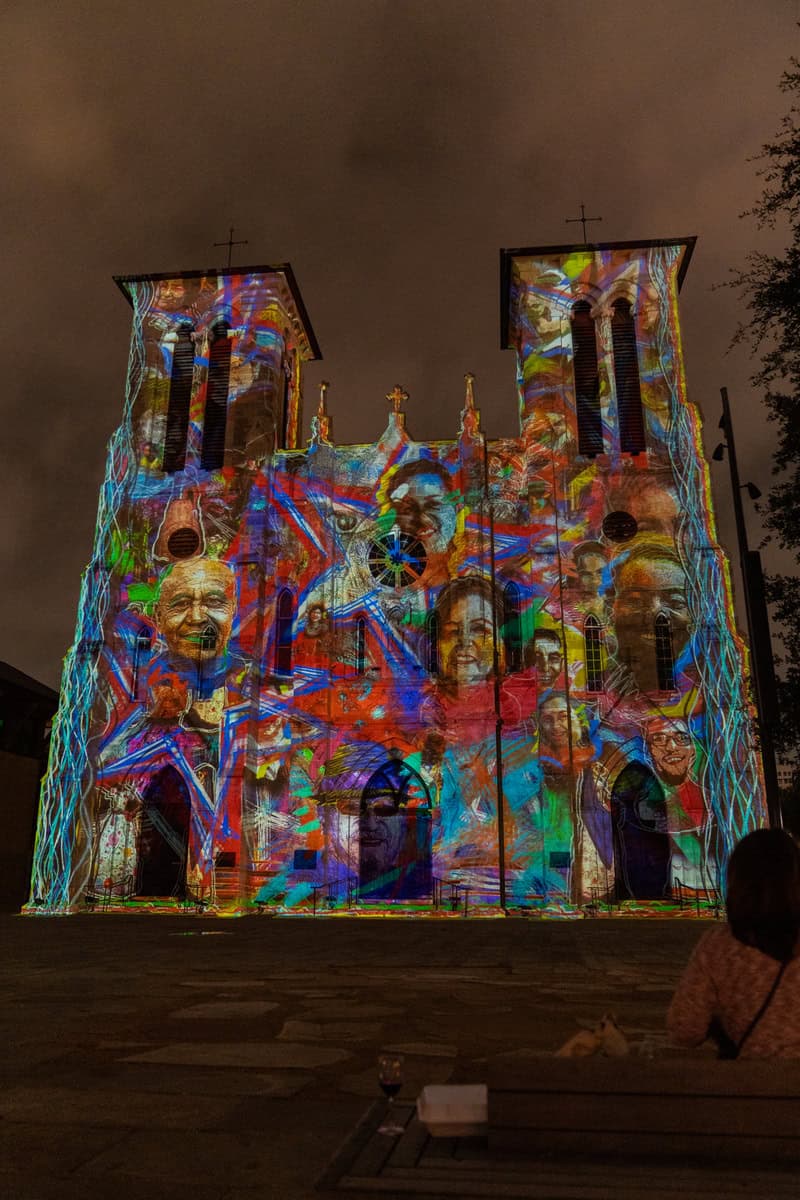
386, 384, 408, 414
213, 225, 249, 268
565, 202, 602, 243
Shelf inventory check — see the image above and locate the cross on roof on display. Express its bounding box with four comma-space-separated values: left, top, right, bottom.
213, 225, 249, 268
386, 384, 408, 414
565, 202, 602, 243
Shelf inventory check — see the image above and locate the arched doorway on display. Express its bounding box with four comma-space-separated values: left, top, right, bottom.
137, 766, 190, 898
610, 762, 671, 901
359, 758, 432, 901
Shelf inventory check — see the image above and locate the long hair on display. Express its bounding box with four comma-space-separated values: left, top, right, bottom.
726, 829, 800, 962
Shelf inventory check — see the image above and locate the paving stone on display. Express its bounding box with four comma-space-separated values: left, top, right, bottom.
277, 1018, 383, 1043
384, 1041, 458, 1057
110, 1065, 314, 1097
170, 1000, 280, 1019
0, 1085, 240, 1130
121, 1041, 351, 1069
298, 1002, 400, 1019
179, 979, 269, 989
73, 1121, 339, 1186
0, 1173, 226, 1200
0, 1121, 126, 1174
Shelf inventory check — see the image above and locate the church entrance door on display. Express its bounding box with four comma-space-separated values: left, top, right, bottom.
610, 762, 671, 901
137, 766, 190, 898
359, 758, 432, 901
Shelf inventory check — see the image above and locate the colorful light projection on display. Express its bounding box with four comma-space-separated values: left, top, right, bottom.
29, 243, 767, 916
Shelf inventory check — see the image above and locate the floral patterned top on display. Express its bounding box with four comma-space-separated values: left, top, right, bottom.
667, 925, 800, 1058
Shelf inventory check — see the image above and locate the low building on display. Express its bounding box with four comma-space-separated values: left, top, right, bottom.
1, 662, 58, 910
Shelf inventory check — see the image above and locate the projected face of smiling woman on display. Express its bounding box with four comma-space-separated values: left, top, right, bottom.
438, 591, 501, 685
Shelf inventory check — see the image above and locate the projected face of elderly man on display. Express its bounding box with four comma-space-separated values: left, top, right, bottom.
388, 461, 457, 555
156, 558, 236, 663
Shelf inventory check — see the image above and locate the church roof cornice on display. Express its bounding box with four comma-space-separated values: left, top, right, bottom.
113, 262, 322, 360
499, 237, 696, 348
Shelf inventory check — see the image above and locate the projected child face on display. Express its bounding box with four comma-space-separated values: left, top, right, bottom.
156, 558, 236, 663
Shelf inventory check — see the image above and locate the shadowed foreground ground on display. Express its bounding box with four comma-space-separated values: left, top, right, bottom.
2, 913, 711, 1199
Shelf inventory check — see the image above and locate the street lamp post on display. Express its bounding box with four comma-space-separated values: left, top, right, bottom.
714, 386, 782, 827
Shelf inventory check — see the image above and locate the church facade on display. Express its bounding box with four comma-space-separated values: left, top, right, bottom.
29, 238, 767, 914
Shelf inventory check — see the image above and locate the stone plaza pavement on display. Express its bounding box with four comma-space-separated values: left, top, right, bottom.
2, 912, 713, 1200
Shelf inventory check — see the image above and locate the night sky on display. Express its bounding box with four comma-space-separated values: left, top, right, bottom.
3, 1, 797, 690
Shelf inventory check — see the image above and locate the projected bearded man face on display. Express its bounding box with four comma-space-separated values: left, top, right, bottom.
156, 558, 236, 664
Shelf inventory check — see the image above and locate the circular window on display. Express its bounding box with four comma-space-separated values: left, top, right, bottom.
167, 527, 201, 558
602, 511, 638, 543
367, 529, 427, 588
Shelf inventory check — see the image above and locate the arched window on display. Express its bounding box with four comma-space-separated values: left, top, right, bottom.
274, 589, 294, 677
162, 326, 194, 472
611, 299, 646, 454
583, 615, 604, 693
654, 612, 675, 691
571, 301, 603, 456
426, 612, 440, 676
503, 581, 523, 673
131, 629, 152, 701
201, 321, 231, 470
356, 617, 367, 676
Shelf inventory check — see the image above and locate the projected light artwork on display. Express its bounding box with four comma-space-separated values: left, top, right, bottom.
29, 240, 767, 915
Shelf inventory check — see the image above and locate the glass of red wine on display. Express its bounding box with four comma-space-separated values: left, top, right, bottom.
377, 1051, 405, 1136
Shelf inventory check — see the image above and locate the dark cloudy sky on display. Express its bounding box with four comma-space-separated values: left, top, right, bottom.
3, 0, 797, 689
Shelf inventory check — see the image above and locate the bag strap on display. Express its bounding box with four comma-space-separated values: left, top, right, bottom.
734, 959, 789, 1058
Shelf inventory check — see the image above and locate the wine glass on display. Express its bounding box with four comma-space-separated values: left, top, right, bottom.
377, 1051, 405, 1136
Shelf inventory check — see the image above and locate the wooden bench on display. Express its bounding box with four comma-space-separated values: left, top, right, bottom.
318, 1087, 800, 1196
489, 1056, 800, 1166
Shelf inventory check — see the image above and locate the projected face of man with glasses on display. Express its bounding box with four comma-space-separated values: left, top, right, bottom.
645, 718, 695, 786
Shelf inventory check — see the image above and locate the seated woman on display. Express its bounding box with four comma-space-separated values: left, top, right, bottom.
667, 828, 800, 1058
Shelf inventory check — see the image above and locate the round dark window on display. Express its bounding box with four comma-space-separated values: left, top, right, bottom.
367, 529, 427, 588
167, 527, 201, 558
602, 511, 638, 543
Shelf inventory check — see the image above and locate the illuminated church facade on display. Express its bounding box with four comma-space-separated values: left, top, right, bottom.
30, 238, 767, 914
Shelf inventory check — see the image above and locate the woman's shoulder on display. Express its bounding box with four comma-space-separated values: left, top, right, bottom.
690, 923, 745, 964
694, 923, 799, 970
